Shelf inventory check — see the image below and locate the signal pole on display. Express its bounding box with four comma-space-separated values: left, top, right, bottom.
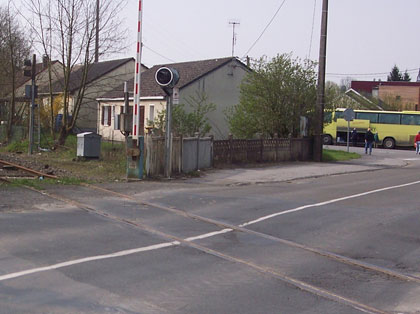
314, 0, 328, 162
229, 21, 240, 56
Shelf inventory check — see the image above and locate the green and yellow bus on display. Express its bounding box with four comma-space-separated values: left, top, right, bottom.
323, 108, 420, 148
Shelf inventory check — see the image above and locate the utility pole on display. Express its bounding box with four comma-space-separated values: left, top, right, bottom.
229, 21, 240, 57
95, 0, 99, 62
28, 54, 36, 155
314, 0, 328, 162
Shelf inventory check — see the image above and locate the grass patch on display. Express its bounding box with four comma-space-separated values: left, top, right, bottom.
322, 149, 360, 162
6, 177, 88, 190
1, 139, 29, 153
2, 135, 128, 182
43, 137, 127, 182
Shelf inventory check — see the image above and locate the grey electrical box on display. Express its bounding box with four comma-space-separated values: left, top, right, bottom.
77, 132, 101, 158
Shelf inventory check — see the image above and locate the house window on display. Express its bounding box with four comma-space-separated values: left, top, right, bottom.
102, 106, 111, 126
149, 105, 155, 122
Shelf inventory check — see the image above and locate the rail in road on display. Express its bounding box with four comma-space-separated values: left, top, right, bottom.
0, 158, 58, 181
3, 177, 420, 313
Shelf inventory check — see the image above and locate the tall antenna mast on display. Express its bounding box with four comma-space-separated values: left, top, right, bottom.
229, 21, 240, 57
95, 0, 99, 62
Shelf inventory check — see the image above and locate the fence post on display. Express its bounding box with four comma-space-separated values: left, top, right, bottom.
229, 134, 233, 164
179, 135, 183, 173
210, 135, 214, 167
260, 134, 264, 162
195, 132, 200, 171
274, 133, 278, 162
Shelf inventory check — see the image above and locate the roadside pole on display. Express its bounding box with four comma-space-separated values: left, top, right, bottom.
155, 67, 180, 178
164, 93, 173, 178
28, 54, 36, 155
347, 120, 350, 152
314, 0, 328, 162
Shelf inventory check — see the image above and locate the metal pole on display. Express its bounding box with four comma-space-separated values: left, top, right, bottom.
95, 0, 99, 62
164, 94, 173, 178
229, 21, 240, 57
313, 0, 328, 162
124, 81, 129, 117
28, 54, 36, 155
347, 121, 350, 152
38, 99, 41, 150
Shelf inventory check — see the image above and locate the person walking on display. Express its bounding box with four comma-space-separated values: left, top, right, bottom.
365, 127, 374, 155
415, 131, 420, 154
351, 128, 358, 147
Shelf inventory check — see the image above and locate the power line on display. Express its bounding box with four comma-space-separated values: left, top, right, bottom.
143, 44, 176, 63
307, 0, 317, 59
242, 0, 288, 57
326, 67, 420, 77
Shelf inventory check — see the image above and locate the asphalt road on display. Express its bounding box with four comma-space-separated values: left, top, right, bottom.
1, 148, 420, 314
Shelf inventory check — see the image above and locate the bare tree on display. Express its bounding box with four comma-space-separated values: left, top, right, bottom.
0, 3, 31, 143
21, 0, 128, 145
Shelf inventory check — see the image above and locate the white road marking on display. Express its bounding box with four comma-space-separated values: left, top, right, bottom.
240, 180, 420, 227
185, 228, 233, 241
0, 242, 178, 281
2, 179, 420, 282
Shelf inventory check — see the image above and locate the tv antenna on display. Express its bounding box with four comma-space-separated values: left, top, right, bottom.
229, 20, 240, 57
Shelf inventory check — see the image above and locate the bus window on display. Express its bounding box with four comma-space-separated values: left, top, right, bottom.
401, 114, 420, 125
356, 112, 378, 123
334, 111, 344, 121
324, 111, 332, 123
378, 113, 401, 124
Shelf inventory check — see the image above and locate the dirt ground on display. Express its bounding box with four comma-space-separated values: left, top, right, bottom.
0, 151, 126, 182
0, 152, 74, 178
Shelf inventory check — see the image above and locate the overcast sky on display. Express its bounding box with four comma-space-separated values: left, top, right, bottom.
122, 0, 420, 84
4, 0, 420, 84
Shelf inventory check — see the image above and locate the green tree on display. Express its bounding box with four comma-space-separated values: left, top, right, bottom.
152, 91, 216, 137
388, 65, 403, 81
403, 70, 411, 82
387, 65, 411, 81
325, 81, 359, 110
227, 54, 317, 139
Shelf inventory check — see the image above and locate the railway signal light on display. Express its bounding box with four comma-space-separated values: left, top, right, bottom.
155, 67, 179, 88
23, 59, 32, 77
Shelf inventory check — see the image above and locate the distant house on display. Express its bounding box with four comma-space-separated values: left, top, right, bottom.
0, 56, 62, 123
97, 57, 250, 141
351, 81, 420, 111
14, 57, 63, 100
37, 57, 147, 132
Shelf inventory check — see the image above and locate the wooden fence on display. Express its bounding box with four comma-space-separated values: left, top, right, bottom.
145, 134, 314, 177
144, 135, 213, 177
213, 137, 313, 166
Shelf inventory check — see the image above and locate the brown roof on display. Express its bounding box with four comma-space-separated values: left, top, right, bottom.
40, 57, 135, 94
101, 57, 245, 99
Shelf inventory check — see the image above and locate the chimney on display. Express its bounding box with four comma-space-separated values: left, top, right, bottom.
43, 55, 49, 69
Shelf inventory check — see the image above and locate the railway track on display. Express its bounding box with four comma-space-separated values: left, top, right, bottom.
0, 158, 58, 181
4, 178, 420, 313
